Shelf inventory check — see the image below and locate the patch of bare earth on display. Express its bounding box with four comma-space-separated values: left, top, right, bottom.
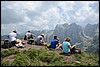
3, 55, 16, 62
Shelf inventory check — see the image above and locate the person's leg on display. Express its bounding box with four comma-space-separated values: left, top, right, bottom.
75, 48, 81, 54
70, 47, 76, 54
11, 41, 14, 46
75, 48, 80, 50
56, 43, 62, 49
11, 41, 17, 46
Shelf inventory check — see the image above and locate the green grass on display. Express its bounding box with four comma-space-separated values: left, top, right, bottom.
1, 40, 99, 66
1, 49, 12, 58
73, 51, 99, 66
11, 54, 31, 66
1, 48, 99, 66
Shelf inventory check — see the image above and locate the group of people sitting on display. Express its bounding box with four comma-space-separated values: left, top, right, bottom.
2, 30, 81, 56
3, 30, 45, 48
48, 36, 81, 56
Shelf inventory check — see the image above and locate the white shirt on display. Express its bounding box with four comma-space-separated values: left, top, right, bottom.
9, 32, 17, 41
36, 35, 43, 44
25, 32, 32, 37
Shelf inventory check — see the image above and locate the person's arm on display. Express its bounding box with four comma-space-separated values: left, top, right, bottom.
69, 45, 75, 49
56, 43, 62, 49
40, 37, 44, 43
56, 40, 59, 47
7, 35, 9, 38
56, 40, 62, 49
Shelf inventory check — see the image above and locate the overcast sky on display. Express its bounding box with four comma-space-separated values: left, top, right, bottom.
1, 1, 99, 35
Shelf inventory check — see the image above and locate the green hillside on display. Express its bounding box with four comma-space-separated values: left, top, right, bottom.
1, 41, 99, 66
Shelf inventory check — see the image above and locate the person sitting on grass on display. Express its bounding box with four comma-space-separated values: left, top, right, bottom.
48, 36, 62, 49
7, 30, 17, 46
25, 30, 35, 40
36, 34, 46, 45
62, 37, 81, 56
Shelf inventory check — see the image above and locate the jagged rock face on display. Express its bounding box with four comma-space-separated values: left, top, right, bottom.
83, 23, 99, 53
84, 23, 99, 37
53, 23, 83, 44
76, 23, 99, 53
86, 32, 99, 53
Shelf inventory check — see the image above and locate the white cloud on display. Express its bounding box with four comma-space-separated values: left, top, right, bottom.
1, 1, 99, 35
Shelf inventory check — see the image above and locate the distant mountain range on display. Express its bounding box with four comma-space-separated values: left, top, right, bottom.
1, 23, 99, 53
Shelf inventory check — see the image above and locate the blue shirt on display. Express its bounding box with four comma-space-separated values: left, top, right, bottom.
49, 39, 58, 49
62, 41, 71, 53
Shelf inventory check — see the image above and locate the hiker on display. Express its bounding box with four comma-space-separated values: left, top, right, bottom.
48, 36, 62, 49
62, 37, 81, 56
25, 30, 34, 40
7, 30, 17, 46
25, 30, 35, 44
36, 34, 45, 45
15, 39, 24, 48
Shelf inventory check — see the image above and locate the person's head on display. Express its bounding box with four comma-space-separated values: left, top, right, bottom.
65, 37, 70, 42
28, 30, 30, 32
13, 30, 17, 33
54, 36, 57, 39
41, 34, 44, 37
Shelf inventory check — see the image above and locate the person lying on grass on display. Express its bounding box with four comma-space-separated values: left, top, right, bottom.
15, 39, 25, 48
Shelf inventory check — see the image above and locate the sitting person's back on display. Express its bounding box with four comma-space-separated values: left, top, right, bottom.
25, 31, 32, 40
8, 30, 17, 46
62, 41, 71, 53
36, 34, 45, 45
62, 37, 81, 56
49, 36, 59, 49
49, 39, 58, 49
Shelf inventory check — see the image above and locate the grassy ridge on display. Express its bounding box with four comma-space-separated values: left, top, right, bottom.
1, 48, 99, 66
1, 40, 99, 66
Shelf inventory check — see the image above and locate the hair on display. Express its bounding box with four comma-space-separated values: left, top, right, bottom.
65, 37, 70, 42
28, 31, 30, 32
41, 34, 44, 37
54, 36, 57, 39
13, 30, 17, 33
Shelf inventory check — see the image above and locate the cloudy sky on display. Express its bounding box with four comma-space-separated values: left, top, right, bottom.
1, 1, 99, 35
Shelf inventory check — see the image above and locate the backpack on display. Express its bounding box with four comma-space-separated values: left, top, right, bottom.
2, 39, 12, 48
27, 39, 34, 44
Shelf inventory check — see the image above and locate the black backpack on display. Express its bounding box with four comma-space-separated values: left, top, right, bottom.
27, 39, 34, 44
2, 39, 12, 48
